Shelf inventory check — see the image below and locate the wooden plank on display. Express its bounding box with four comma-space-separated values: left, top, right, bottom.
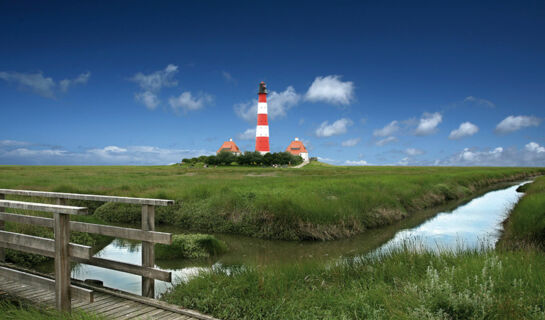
24, 289, 52, 301
80, 296, 122, 311
72, 256, 171, 282
87, 298, 126, 313
0, 200, 88, 215
147, 310, 176, 319
0, 230, 92, 260
71, 221, 172, 244
0, 266, 93, 302
116, 305, 156, 319
0, 213, 172, 244
141, 204, 155, 298
68, 280, 219, 320
0, 189, 174, 206
132, 308, 166, 319
0, 240, 57, 257
0, 212, 53, 228
78, 295, 119, 310
54, 197, 71, 312
100, 301, 138, 317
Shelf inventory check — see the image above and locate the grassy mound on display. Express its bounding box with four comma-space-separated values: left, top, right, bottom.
155, 234, 227, 260
161, 247, 545, 320
500, 176, 545, 248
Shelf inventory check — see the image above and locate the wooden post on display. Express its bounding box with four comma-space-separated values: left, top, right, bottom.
141, 204, 155, 298
0, 193, 4, 262
54, 198, 71, 312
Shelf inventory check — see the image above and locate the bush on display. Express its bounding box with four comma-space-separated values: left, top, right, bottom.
155, 234, 227, 260
184, 151, 303, 167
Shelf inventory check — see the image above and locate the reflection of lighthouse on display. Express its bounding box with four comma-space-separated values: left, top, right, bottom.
255, 81, 270, 154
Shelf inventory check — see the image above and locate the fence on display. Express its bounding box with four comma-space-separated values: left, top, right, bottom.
0, 189, 174, 312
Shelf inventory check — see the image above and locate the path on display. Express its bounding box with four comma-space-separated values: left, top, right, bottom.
292, 159, 310, 168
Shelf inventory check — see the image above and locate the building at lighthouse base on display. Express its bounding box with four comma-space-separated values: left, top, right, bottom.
286, 137, 309, 161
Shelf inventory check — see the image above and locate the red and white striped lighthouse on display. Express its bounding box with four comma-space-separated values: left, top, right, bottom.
255, 81, 270, 154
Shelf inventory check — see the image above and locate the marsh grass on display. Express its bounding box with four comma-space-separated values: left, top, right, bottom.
1, 165, 543, 240
500, 176, 545, 249
155, 233, 227, 259
162, 245, 545, 320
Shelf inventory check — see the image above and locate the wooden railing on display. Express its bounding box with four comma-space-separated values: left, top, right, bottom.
0, 189, 174, 312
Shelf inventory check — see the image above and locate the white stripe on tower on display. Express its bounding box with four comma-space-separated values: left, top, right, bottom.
255, 81, 270, 154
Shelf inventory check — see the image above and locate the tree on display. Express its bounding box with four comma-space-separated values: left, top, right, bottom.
216, 150, 236, 165
205, 155, 217, 165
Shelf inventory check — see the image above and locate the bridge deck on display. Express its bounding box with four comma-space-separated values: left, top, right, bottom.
0, 275, 214, 320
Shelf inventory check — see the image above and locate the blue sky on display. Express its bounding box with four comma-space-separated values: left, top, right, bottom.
1, 1, 544, 166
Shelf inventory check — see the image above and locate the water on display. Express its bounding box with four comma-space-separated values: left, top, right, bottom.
70, 181, 528, 297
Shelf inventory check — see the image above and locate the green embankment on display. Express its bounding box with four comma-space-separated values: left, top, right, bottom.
162, 249, 545, 320
161, 178, 545, 320
1, 165, 543, 240
499, 176, 545, 249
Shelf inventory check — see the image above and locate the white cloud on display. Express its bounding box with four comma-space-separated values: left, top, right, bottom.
0, 142, 211, 165
317, 156, 342, 164
130, 64, 179, 109
135, 91, 160, 110
405, 148, 424, 156
0, 71, 90, 98
525, 142, 545, 153
345, 160, 368, 166
376, 136, 397, 146
437, 144, 545, 166
237, 128, 256, 140
449, 122, 479, 140
234, 86, 300, 122
464, 96, 495, 108
373, 121, 399, 137
102, 146, 127, 153
59, 72, 90, 92
0, 140, 30, 147
495, 115, 541, 134
341, 138, 360, 147
0, 71, 55, 98
169, 92, 213, 113
415, 112, 442, 136
398, 157, 410, 166
130, 64, 178, 92
315, 118, 353, 137
305, 75, 354, 105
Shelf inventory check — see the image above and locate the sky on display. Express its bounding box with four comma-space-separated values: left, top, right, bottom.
0, 1, 544, 166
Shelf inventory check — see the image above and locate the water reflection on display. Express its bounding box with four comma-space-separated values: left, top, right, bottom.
377, 182, 526, 253
70, 181, 528, 297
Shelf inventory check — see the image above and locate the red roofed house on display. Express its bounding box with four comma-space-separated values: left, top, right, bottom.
217, 138, 241, 155
285, 137, 309, 161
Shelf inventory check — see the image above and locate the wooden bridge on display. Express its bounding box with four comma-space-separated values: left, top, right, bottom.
0, 189, 217, 320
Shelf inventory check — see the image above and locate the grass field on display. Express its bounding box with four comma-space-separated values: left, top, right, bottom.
1, 163, 543, 240
161, 177, 545, 320
499, 176, 545, 249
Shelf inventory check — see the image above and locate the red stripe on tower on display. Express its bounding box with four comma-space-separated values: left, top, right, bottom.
255, 81, 270, 154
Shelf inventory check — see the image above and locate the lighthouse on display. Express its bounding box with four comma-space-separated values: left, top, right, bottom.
255, 81, 270, 154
